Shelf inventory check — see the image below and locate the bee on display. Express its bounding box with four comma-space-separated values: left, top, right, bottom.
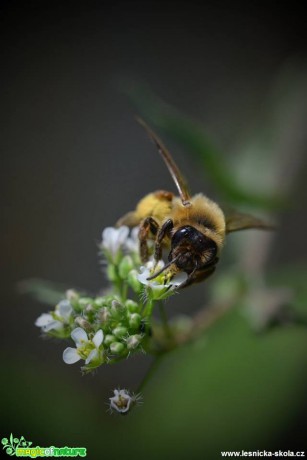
117, 118, 273, 288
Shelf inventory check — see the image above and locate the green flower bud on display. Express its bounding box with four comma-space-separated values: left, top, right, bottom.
85, 304, 95, 314
126, 334, 142, 350
113, 326, 128, 338
111, 300, 125, 318
79, 297, 94, 308
94, 297, 107, 308
110, 342, 125, 354
107, 264, 117, 282
127, 269, 142, 293
118, 255, 134, 279
104, 334, 116, 346
125, 299, 139, 313
128, 313, 141, 329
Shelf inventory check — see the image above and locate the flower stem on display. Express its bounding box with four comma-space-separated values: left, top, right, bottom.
158, 302, 172, 339
143, 297, 154, 317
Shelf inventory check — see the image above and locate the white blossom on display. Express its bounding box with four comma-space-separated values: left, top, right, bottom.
124, 226, 139, 254
63, 327, 104, 365
137, 260, 187, 299
109, 388, 142, 414
101, 226, 129, 262
35, 300, 73, 332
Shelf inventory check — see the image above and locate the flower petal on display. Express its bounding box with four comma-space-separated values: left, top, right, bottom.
85, 349, 98, 364
92, 329, 104, 347
170, 272, 188, 286
117, 226, 129, 244
43, 320, 62, 331
35, 313, 53, 327
71, 327, 88, 346
63, 347, 80, 364
57, 300, 73, 319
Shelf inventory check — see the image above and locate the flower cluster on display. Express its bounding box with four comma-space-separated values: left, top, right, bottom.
35, 226, 183, 373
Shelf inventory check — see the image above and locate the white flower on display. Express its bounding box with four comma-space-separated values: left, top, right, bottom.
35, 300, 73, 332
101, 226, 129, 262
109, 388, 142, 414
125, 227, 139, 254
63, 327, 104, 365
137, 260, 187, 299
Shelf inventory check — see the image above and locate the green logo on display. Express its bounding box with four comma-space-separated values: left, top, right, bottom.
1, 435, 87, 457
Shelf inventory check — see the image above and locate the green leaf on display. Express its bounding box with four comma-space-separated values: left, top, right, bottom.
17, 278, 66, 305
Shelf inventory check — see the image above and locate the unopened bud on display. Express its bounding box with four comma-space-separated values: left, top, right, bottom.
66, 289, 79, 302
128, 313, 141, 329
127, 270, 142, 293
118, 255, 134, 279
85, 304, 95, 313
104, 334, 116, 346
79, 297, 94, 308
107, 265, 117, 282
94, 297, 106, 308
111, 300, 124, 317
110, 342, 125, 354
125, 299, 139, 313
113, 326, 128, 339
75, 317, 92, 331
98, 307, 111, 323
126, 334, 142, 350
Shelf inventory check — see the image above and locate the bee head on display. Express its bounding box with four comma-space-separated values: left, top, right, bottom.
169, 225, 217, 273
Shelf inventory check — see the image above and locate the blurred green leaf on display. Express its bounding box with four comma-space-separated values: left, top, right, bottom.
17, 278, 66, 305
123, 83, 283, 210
122, 310, 307, 458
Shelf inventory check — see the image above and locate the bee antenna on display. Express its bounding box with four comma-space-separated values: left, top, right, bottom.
146, 256, 180, 281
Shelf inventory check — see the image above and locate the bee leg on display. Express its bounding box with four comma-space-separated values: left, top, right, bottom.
139, 217, 160, 262
178, 265, 216, 289
154, 219, 174, 262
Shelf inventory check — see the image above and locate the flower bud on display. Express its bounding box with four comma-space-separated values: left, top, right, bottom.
85, 304, 95, 314
128, 313, 141, 329
104, 334, 116, 346
113, 326, 128, 339
118, 255, 134, 279
126, 334, 142, 350
79, 297, 94, 308
111, 300, 125, 318
66, 289, 79, 302
106, 265, 117, 282
74, 317, 92, 331
127, 270, 142, 293
98, 307, 111, 324
125, 299, 139, 313
110, 342, 125, 354
94, 297, 106, 308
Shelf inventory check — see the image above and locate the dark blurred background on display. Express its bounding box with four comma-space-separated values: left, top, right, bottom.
1, 1, 307, 459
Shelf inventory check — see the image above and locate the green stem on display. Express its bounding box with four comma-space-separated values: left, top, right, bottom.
158, 302, 172, 339
143, 297, 154, 317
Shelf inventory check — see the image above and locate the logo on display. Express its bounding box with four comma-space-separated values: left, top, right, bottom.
1, 435, 87, 457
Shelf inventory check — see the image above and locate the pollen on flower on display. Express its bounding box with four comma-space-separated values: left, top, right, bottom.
137, 259, 188, 300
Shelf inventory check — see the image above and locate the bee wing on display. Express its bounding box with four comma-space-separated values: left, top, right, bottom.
224, 210, 275, 233
136, 117, 191, 206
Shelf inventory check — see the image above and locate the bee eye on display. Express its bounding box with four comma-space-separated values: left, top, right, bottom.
171, 226, 193, 246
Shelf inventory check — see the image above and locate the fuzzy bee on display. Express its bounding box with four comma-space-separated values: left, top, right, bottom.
117, 118, 273, 288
